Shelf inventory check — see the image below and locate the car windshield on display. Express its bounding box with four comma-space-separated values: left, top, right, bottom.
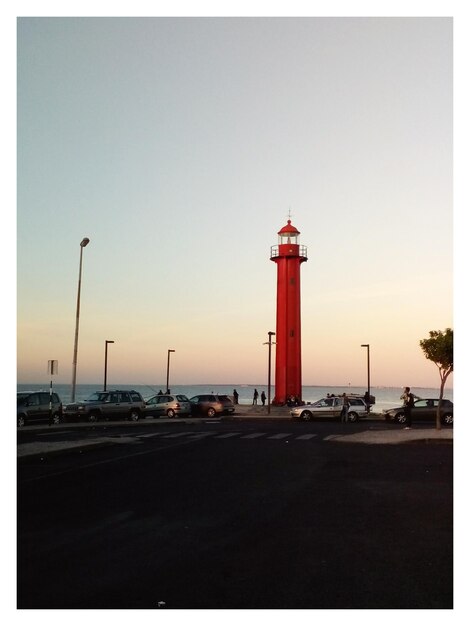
85, 392, 109, 402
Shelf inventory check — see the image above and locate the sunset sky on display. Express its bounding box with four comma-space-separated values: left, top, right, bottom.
16, 11, 455, 390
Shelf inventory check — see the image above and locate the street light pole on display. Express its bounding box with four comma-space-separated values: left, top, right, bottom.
361, 344, 370, 412
104, 340, 114, 391
71, 237, 90, 402
166, 349, 175, 393
266, 332, 275, 415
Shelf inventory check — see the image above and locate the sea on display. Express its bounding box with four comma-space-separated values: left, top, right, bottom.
16, 383, 453, 414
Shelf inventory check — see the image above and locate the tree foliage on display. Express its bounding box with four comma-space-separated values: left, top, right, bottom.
419, 328, 453, 430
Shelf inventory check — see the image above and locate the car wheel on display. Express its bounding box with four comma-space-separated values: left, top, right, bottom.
207, 407, 216, 417
129, 409, 140, 421
52, 413, 61, 425
18, 415, 26, 428
88, 412, 99, 423
442, 413, 453, 425
395, 412, 406, 424
300, 410, 312, 421
348, 412, 359, 423
166, 409, 176, 418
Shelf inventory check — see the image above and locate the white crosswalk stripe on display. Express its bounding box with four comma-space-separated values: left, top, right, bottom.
136, 430, 319, 442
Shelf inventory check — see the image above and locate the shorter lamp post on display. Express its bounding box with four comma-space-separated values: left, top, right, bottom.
361, 344, 370, 412
263, 332, 276, 414
166, 349, 175, 393
104, 340, 114, 391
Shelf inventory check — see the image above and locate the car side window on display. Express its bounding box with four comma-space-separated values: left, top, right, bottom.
414, 400, 427, 408
109, 393, 119, 403
119, 393, 131, 403
130, 392, 142, 402
158, 396, 169, 403
146, 397, 157, 406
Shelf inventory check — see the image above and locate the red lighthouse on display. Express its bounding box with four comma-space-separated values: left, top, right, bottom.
270, 220, 308, 405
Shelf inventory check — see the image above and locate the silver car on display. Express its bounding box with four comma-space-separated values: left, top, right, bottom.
290, 396, 368, 422
144, 394, 191, 418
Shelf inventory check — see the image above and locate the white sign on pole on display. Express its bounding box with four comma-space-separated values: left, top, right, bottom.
47, 360, 58, 375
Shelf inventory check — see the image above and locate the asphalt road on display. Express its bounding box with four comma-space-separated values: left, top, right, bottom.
17, 420, 453, 609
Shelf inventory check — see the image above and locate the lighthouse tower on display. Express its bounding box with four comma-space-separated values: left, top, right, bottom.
270, 220, 308, 405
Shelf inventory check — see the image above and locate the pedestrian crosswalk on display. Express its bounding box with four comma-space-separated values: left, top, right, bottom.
137, 431, 318, 442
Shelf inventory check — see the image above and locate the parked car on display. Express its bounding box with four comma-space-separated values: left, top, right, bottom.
383, 398, 453, 425
17, 391, 63, 427
189, 394, 235, 417
143, 393, 191, 418
63, 390, 146, 423
290, 396, 368, 422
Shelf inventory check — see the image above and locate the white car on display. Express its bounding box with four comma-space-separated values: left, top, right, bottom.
290, 396, 368, 422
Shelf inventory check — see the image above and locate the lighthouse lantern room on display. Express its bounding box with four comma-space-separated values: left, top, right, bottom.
270, 220, 308, 405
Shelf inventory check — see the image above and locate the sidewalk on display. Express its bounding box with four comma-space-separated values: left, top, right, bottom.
17, 406, 452, 460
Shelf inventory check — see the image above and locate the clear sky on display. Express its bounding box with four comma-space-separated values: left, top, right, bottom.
16, 12, 454, 389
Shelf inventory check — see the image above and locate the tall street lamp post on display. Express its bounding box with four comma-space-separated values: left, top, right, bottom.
71, 237, 90, 402
361, 343, 371, 412
104, 340, 114, 391
166, 349, 175, 393
264, 332, 276, 415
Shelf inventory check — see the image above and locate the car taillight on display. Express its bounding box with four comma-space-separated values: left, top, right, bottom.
175, 403, 180, 408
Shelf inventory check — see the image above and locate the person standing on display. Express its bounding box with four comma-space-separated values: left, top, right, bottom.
252, 389, 259, 405
341, 393, 350, 423
233, 389, 239, 405
261, 391, 266, 406
400, 386, 415, 429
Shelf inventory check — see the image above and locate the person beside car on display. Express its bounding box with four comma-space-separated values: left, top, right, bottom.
400, 387, 415, 429
341, 393, 350, 423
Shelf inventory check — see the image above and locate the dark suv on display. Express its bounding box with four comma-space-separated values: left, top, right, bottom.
189, 394, 235, 417
17, 391, 63, 427
63, 390, 146, 423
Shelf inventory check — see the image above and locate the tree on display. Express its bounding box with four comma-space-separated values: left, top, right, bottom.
419, 328, 453, 430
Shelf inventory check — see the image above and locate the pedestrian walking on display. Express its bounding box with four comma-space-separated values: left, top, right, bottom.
400, 386, 415, 429
233, 389, 239, 405
341, 393, 349, 423
252, 389, 259, 405
261, 391, 266, 406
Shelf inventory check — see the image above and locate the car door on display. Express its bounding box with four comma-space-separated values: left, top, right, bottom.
312, 398, 337, 418
39, 392, 54, 422
118, 392, 132, 419
26, 393, 42, 423
144, 396, 159, 417
412, 399, 434, 421
157, 395, 172, 415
